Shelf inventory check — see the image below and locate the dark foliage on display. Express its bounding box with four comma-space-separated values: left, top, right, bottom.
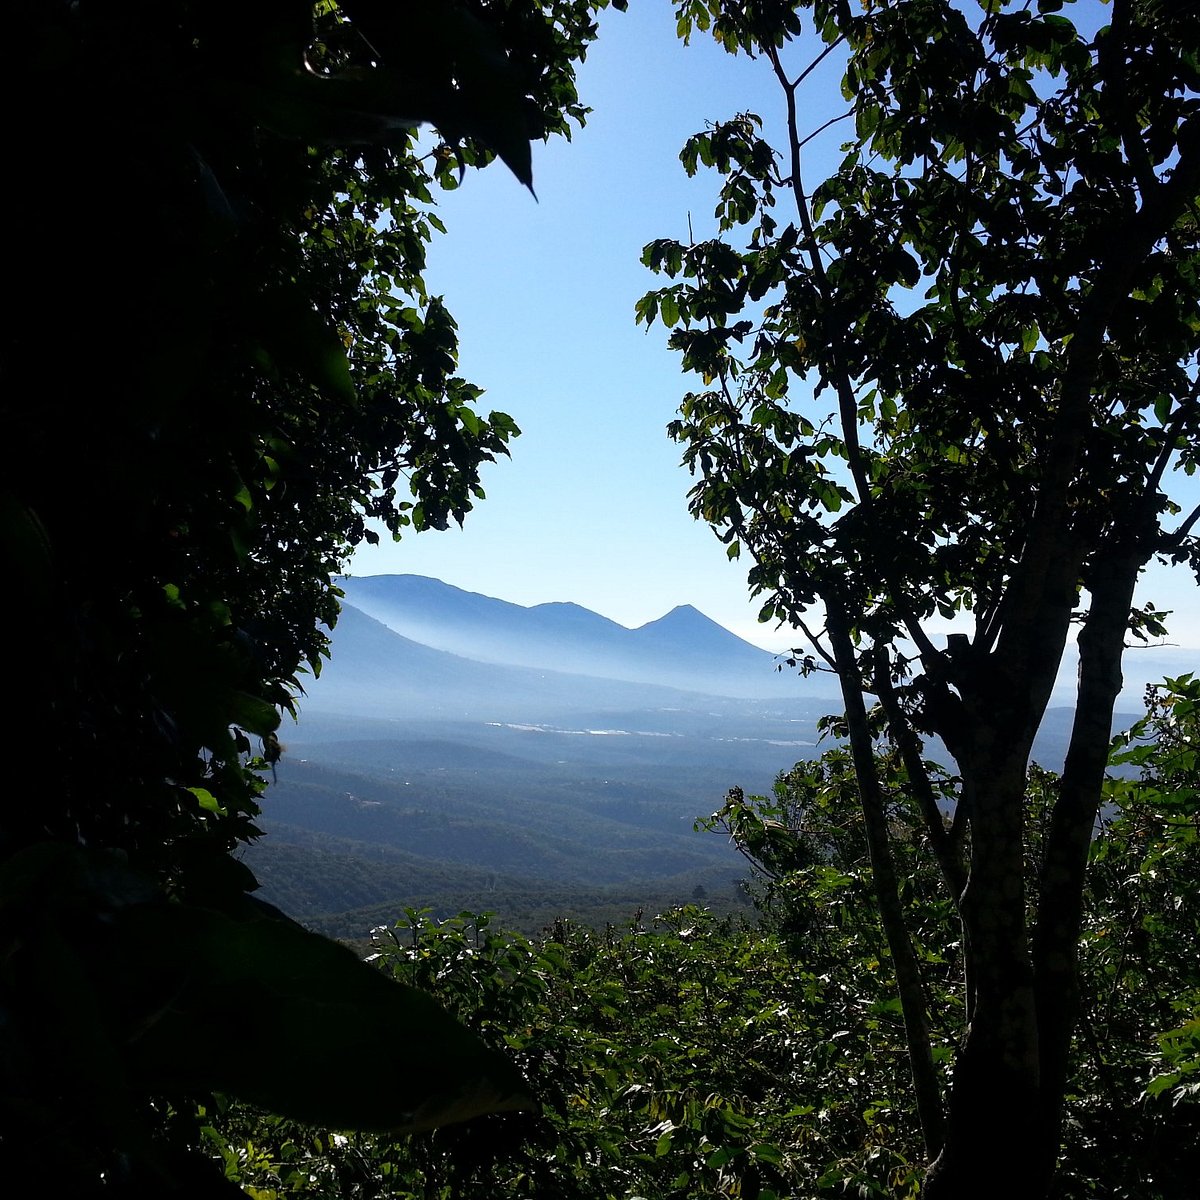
0, 1, 624, 1190
642, 2, 1200, 1192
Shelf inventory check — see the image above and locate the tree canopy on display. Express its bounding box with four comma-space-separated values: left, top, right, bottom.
640, 0, 1200, 1194
7, 0, 618, 866
0, 0, 623, 1190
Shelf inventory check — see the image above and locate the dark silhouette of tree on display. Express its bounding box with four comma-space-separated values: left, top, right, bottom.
0, 1, 623, 1191
642, 1, 1200, 1194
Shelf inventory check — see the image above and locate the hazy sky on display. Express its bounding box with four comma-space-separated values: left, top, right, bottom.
348, 1, 1200, 655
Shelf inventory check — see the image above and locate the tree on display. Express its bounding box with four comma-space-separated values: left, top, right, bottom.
710, 683, 1200, 1198
639, 0, 1200, 1194
0, 1, 622, 1190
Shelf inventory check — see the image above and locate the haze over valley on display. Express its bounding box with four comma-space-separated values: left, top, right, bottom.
248, 575, 1177, 935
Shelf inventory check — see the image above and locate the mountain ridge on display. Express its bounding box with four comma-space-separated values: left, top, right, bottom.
304, 602, 813, 720
334, 573, 813, 699
258, 578, 1161, 936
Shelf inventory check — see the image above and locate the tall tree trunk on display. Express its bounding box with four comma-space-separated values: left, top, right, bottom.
924, 606, 1078, 1199
924, 750, 1047, 1198
826, 605, 945, 1159
1032, 550, 1142, 1182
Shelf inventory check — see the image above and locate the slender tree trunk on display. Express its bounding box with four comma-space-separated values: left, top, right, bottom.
826, 605, 945, 1159
1032, 550, 1142, 1182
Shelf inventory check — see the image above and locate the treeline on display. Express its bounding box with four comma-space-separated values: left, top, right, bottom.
244, 831, 747, 940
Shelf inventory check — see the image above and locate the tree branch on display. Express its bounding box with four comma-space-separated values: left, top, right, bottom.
1032, 546, 1143, 1184
826, 599, 945, 1158
767, 42, 873, 507
795, 615, 838, 673
873, 647, 968, 902
1162, 499, 1200, 551
1004, 116, 1200, 674
788, 36, 845, 93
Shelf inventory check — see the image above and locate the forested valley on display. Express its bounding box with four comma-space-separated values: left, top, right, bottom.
3, 3, 1198, 1198
218, 680, 1200, 1200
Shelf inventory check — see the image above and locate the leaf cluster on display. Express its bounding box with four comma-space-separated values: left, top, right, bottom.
642, 0, 1200, 640
1, 0, 622, 1187
211, 906, 929, 1198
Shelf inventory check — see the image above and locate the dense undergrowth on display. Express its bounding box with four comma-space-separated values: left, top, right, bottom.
201, 682, 1199, 1200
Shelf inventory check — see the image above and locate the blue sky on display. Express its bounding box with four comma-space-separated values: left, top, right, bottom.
348, 0, 1200, 655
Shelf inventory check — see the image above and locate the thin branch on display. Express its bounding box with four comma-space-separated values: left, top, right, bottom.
873, 647, 968, 902
766, 41, 872, 506
904, 616, 942, 665
795, 616, 837, 673
1143, 381, 1197, 499
797, 109, 855, 151
1162, 500, 1200, 550
788, 37, 846, 92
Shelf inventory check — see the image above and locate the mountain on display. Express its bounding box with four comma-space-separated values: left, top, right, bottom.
334, 574, 822, 699
298, 616, 1137, 783
302, 602, 836, 721
258, 593, 837, 930
252, 576, 1171, 935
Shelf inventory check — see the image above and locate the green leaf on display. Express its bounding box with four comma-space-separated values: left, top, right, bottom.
233, 482, 253, 513
635, 293, 659, 327
458, 406, 482, 437
115, 896, 533, 1132
765, 367, 789, 399
228, 691, 281, 737
186, 787, 227, 817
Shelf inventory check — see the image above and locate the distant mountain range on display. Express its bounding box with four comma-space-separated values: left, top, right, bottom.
254, 576, 842, 931
302, 573, 1196, 730
249, 574, 1193, 934
332, 573, 827, 701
